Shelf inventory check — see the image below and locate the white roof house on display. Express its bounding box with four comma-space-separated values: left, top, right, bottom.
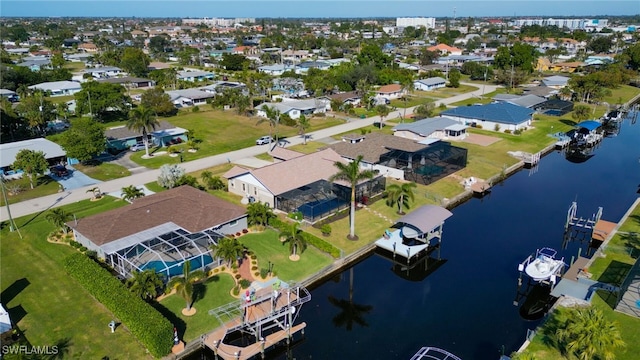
28, 81, 82, 97
0, 138, 67, 169
256, 98, 329, 119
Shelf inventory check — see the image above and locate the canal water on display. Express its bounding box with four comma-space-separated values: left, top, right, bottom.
197, 113, 640, 360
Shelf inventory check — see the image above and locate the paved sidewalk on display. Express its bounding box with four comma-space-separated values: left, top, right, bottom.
1, 83, 497, 222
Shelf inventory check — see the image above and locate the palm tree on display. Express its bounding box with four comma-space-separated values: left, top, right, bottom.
257, 105, 279, 145
126, 269, 164, 301
86, 187, 102, 200
297, 114, 310, 145
246, 201, 274, 229
121, 185, 145, 202
329, 156, 376, 240
127, 105, 159, 157
555, 307, 625, 360
167, 261, 206, 311
45, 208, 71, 234
401, 78, 414, 121
375, 104, 390, 129
280, 222, 307, 260
210, 237, 245, 267
385, 182, 417, 215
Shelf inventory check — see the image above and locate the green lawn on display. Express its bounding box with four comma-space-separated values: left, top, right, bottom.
414, 84, 479, 99
390, 96, 434, 109
287, 141, 330, 154
238, 229, 334, 282
129, 109, 345, 169
159, 273, 236, 342
73, 162, 131, 181
0, 197, 151, 359
0, 175, 60, 206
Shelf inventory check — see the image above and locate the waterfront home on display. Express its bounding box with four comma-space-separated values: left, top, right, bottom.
223, 148, 385, 222
492, 94, 547, 109
393, 117, 468, 142
28, 81, 82, 97
440, 102, 534, 132
328, 132, 467, 185
68, 185, 247, 279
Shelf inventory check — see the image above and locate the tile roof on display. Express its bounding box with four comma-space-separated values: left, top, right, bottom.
226, 149, 346, 196
328, 132, 426, 164
269, 147, 304, 161
223, 166, 251, 179
69, 186, 246, 246
377, 84, 403, 94
441, 103, 534, 125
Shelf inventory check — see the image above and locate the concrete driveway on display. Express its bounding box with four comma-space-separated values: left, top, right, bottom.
48, 166, 101, 191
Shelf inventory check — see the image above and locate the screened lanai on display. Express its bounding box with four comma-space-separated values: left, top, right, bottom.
379, 141, 467, 185
103, 224, 224, 280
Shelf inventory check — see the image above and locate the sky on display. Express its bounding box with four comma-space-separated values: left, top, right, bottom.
0, 0, 638, 18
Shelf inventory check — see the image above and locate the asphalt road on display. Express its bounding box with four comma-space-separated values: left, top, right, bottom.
0, 83, 499, 222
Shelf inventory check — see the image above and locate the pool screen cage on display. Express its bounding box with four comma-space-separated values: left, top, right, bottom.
379, 142, 467, 185
276, 177, 386, 223
106, 228, 224, 280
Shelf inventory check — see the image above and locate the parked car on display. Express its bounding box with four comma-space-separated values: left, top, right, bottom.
130, 142, 146, 152
256, 136, 274, 145
49, 165, 69, 177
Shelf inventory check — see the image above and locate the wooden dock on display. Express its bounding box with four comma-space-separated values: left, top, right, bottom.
591, 220, 617, 242
563, 256, 589, 281
203, 323, 307, 360
470, 180, 491, 195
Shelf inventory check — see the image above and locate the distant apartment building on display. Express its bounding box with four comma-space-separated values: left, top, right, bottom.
182, 17, 256, 27
396, 17, 436, 29
512, 18, 608, 30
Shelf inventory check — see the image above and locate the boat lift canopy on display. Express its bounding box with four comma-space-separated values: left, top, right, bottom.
395, 205, 453, 236
576, 120, 601, 132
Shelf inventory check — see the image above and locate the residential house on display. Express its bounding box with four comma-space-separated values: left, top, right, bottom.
28, 81, 82, 97
199, 81, 248, 96
522, 86, 558, 99
177, 70, 216, 82
77, 43, 99, 53
98, 76, 156, 89
376, 84, 405, 101
16, 58, 51, 72
256, 98, 329, 120
82, 66, 123, 79
258, 64, 296, 76
427, 44, 463, 56
323, 91, 361, 107
0, 138, 67, 177
542, 75, 570, 89
130, 30, 148, 39
295, 61, 331, 74
440, 102, 534, 132
550, 62, 584, 73
68, 185, 247, 279
393, 117, 468, 142
328, 132, 467, 185
166, 89, 216, 107
414, 77, 446, 91
0, 89, 18, 102
223, 148, 385, 222
105, 120, 187, 151
492, 94, 547, 109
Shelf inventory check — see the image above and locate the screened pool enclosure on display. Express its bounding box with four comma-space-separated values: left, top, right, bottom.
104, 224, 225, 279
379, 141, 467, 185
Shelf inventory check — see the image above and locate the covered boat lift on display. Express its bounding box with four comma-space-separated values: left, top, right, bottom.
375, 205, 453, 261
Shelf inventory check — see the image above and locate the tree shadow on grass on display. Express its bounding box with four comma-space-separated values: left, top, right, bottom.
620, 231, 640, 259
150, 302, 187, 340
559, 119, 577, 127
596, 260, 633, 309
1, 278, 30, 305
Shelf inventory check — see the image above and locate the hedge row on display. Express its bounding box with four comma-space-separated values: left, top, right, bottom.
63, 253, 173, 358
270, 218, 341, 258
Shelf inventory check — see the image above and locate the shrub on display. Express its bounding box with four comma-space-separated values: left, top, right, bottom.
85, 250, 97, 259
251, 266, 258, 271
192, 106, 200, 113
63, 253, 173, 357
235, 274, 242, 280
213, 268, 220, 273
255, 272, 260, 277
288, 211, 303, 221
504, 129, 512, 134
79, 246, 88, 252
232, 285, 240, 296
239, 279, 251, 289
475, 124, 483, 129
270, 217, 340, 258
494, 124, 501, 132
260, 268, 269, 279
513, 129, 522, 135
236, 232, 242, 237
250, 254, 257, 260
320, 224, 332, 236
242, 229, 249, 234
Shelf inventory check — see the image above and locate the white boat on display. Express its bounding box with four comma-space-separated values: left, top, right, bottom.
519, 248, 565, 283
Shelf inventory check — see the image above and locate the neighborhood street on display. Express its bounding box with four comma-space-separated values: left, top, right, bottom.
0, 83, 498, 222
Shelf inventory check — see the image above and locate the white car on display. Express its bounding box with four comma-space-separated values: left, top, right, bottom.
130, 142, 146, 152
256, 136, 274, 145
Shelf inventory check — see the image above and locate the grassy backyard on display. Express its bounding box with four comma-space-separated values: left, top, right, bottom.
0, 197, 151, 359
73, 162, 131, 181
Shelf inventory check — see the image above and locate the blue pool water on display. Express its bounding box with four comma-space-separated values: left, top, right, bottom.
140, 255, 214, 277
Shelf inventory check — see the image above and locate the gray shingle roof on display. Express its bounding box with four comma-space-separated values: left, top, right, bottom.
393, 117, 461, 136
441, 103, 533, 125
415, 77, 446, 86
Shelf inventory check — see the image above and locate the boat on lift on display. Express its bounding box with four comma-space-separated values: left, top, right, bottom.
518, 247, 565, 283
410, 346, 461, 360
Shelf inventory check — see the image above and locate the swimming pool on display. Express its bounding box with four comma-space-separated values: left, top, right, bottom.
140, 255, 214, 277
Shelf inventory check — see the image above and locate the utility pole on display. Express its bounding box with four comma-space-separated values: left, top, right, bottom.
0, 175, 22, 238
88, 91, 92, 117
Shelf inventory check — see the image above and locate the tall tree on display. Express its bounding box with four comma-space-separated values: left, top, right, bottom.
256, 105, 279, 144
329, 156, 376, 240
280, 222, 307, 260
448, 68, 461, 88
375, 104, 390, 129
16, 94, 55, 135
140, 87, 175, 116
74, 81, 128, 119
385, 182, 417, 215
120, 47, 150, 77
297, 114, 310, 145
45, 208, 71, 234
555, 307, 625, 360
126, 269, 164, 301
127, 105, 159, 157
246, 201, 275, 229
12, 149, 48, 189
58, 118, 106, 162
167, 261, 206, 311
